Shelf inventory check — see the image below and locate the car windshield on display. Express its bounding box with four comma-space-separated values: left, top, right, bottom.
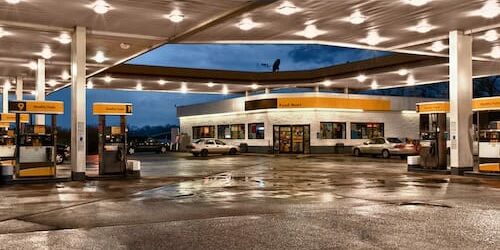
387, 138, 403, 143
193, 139, 204, 144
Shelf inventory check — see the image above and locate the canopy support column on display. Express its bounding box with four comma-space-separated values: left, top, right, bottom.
35, 59, 45, 125
16, 76, 23, 101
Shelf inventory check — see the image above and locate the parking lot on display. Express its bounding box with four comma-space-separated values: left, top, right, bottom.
0, 153, 499, 249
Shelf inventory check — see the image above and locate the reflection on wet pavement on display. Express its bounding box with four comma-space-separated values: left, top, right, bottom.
0, 153, 499, 249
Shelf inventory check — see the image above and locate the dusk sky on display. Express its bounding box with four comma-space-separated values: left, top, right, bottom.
42, 44, 389, 128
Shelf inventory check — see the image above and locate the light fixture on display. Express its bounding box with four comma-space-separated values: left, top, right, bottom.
180, 82, 188, 93
409, 19, 435, 33
276, 1, 301, 15
222, 85, 229, 95
251, 83, 259, 90
39, 46, 53, 59
237, 18, 260, 31
30, 90, 36, 96
136, 82, 143, 91
93, 51, 107, 63
87, 81, 94, 89
359, 30, 389, 46
120, 43, 131, 50
47, 79, 57, 87
4, 80, 11, 90
295, 24, 327, 39
356, 74, 367, 82
371, 79, 379, 89
55, 32, 71, 44
0, 27, 11, 38
429, 41, 448, 52
5, 0, 21, 4
349, 10, 366, 25
27, 61, 37, 70
91, 0, 111, 14
481, 30, 499, 42
321, 80, 333, 87
207, 82, 215, 88
472, 0, 500, 19
398, 69, 409, 76
61, 70, 70, 81
158, 80, 166, 86
489, 46, 500, 59
403, 0, 431, 7
406, 74, 416, 85
164, 9, 185, 23
104, 75, 112, 83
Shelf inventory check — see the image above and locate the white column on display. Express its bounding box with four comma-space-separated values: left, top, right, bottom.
245, 90, 249, 97
36, 58, 45, 125
449, 30, 474, 175
344, 87, 349, 95
265, 88, 271, 94
314, 86, 320, 92
16, 76, 23, 101
71, 26, 87, 180
2, 82, 9, 113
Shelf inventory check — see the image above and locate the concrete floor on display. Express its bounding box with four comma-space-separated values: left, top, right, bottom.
0, 153, 499, 249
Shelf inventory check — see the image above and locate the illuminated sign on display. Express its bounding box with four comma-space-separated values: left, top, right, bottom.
9, 101, 64, 114
93, 103, 133, 116
472, 97, 500, 111
245, 97, 391, 111
416, 102, 450, 113
0, 113, 29, 123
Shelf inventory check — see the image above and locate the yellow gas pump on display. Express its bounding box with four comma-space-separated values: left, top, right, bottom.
93, 103, 133, 176
472, 97, 500, 173
8, 100, 64, 178
415, 102, 449, 170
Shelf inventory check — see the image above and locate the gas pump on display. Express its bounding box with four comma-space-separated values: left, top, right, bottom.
416, 102, 449, 170
93, 103, 133, 176
472, 97, 500, 173
8, 100, 64, 178
0, 113, 28, 159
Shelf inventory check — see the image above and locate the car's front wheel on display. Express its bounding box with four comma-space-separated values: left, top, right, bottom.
200, 149, 208, 157
382, 149, 391, 159
229, 148, 237, 155
160, 146, 167, 154
128, 147, 135, 155
56, 153, 64, 164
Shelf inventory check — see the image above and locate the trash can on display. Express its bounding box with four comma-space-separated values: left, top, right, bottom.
239, 143, 248, 153
334, 143, 345, 154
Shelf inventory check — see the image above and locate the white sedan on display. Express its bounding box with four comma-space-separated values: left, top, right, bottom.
188, 139, 239, 157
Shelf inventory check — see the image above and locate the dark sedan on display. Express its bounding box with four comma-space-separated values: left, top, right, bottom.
127, 137, 169, 155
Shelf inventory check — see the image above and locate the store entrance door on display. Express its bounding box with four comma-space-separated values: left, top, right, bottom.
273, 125, 310, 154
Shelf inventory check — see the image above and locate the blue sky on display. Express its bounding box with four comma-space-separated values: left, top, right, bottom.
34, 44, 390, 128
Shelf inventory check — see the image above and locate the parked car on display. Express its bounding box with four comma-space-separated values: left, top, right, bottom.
187, 139, 239, 157
353, 137, 418, 159
128, 137, 169, 155
56, 144, 70, 164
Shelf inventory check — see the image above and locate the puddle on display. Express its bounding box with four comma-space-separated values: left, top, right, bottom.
398, 201, 452, 208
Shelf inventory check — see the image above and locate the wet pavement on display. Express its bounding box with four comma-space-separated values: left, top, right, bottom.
0, 153, 499, 249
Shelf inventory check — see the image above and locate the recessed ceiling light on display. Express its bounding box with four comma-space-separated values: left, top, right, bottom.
321, 80, 333, 87
39, 46, 53, 59
55, 32, 71, 44
47, 79, 57, 87
222, 85, 229, 95
251, 83, 259, 90
93, 51, 107, 63
295, 24, 327, 39
4, 80, 11, 90
403, 0, 431, 7
276, 1, 302, 15
61, 70, 70, 81
429, 41, 448, 52
489, 46, 500, 59
359, 30, 389, 46
136, 82, 143, 91
409, 19, 436, 33
87, 81, 94, 89
91, 0, 111, 14
356, 74, 368, 82
120, 43, 131, 50
407, 74, 416, 85
349, 10, 366, 25
398, 69, 409, 76
104, 75, 112, 83
371, 79, 379, 89
180, 82, 188, 93
158, 80, 166, 86
30, 90, 36, 96
472, 0, 500, 19
164, 9, 185, 23
481, 30, 499, 42
5, 0, 21, 4
237, 18, 260, 31
0, 27, 11, 38
27, 61, 37, 70
207, 82, 215, 88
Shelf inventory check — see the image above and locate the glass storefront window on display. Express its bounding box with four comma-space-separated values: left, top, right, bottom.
192, 126, 215, 139
248, 123, 265, 139
351, 123, 384, 139
218, 125, 231, 139
218, 124, 245, 139
320, 122, 346, 139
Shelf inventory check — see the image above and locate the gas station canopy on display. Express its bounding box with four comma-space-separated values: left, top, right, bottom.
2, 0, 500, 94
